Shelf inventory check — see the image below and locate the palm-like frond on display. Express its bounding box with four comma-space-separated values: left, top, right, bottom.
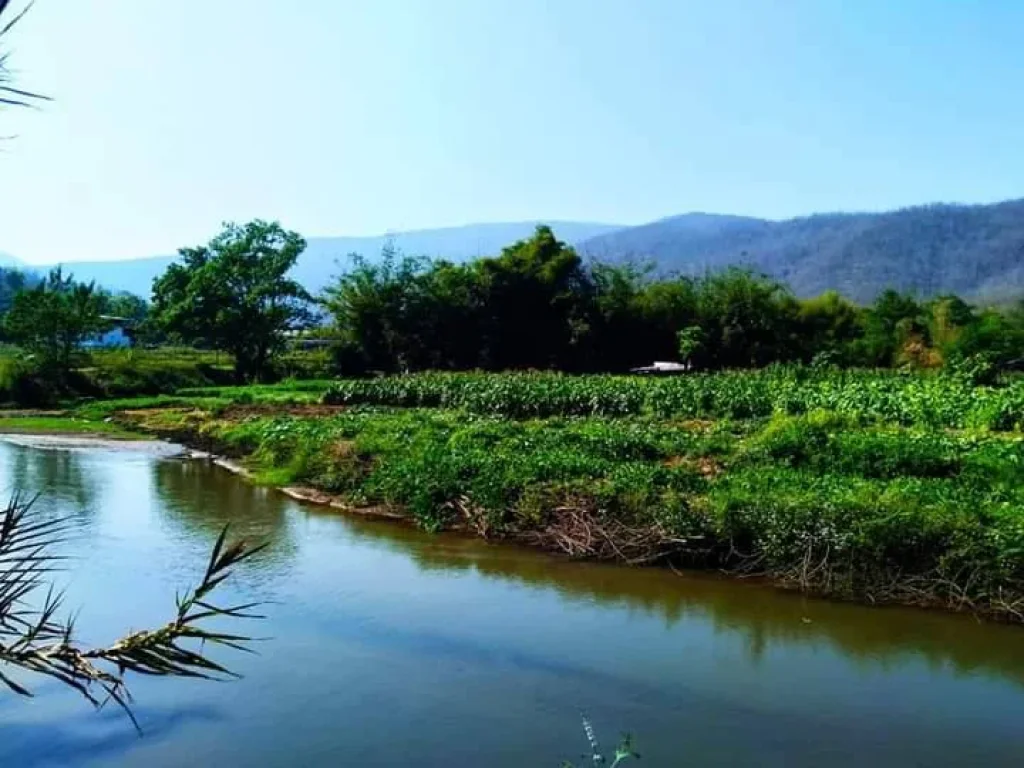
0, 494, 265, 730
0, 0, 49, 108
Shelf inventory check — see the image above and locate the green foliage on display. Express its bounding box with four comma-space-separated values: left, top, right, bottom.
0, 414, 142, 438
209, 408, 710, 535
150, 220, 312, 381
81, 348, 230, 397
0, 269, 33, 318
321, 234, 1024, 375
4, 268, 104, 375
0, 352, 51, 405
99, 291, 148, 323
323, 226, 590, 372
676, 325, 704, 365
323, 368, 1024, 430
700, 465, 1024, 597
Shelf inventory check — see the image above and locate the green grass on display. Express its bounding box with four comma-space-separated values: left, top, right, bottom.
0, 415, 146, 439
0, 346, 333, 407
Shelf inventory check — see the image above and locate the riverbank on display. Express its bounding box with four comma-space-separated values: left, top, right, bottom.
0, 412, 148, 440
12, 369, 1024, 623
0, 432, 188, 456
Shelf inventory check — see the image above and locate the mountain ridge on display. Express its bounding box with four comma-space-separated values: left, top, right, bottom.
5, 199, 1024, 303
580, 200, 1024, 302
7, 221, 622, 297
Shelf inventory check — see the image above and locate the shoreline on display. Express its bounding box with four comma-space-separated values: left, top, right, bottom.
207, 453, 414, 521
0, 431, 188, 455
0, 428, 409, 521
8, 408, 1024, 626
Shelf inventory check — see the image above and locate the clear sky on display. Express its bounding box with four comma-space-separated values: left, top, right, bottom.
1, 0, 1022, 263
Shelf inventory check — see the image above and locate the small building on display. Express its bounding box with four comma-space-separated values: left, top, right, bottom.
81, 316, 134, 349
629, 360, 691, 375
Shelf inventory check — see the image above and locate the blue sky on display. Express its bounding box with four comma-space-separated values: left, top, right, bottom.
1, 0, 1022, 263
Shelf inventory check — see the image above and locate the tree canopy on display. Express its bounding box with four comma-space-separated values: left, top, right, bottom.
4, 268, 104, 374
323, 226, 1024, 376
151, 220, 311, 380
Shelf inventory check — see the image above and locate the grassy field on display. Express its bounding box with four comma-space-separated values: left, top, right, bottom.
0, 413, 146, 439
56, 368, 1024, 622
0, 346, 336, 407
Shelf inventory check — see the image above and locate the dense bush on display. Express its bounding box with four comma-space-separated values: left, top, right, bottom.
0, 353, 57, 406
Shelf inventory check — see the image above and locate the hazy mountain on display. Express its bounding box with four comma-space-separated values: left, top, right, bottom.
290, 221, 621, 294
16, 221, 621, 297
581, 201, 1024, 303
0, 252, 26, 269
11, 202, 1024, 303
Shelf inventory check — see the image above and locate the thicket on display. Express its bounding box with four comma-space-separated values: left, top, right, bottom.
324, 226, 1024, 376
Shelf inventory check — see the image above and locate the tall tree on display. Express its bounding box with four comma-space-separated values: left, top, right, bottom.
151, 220, 311, 381
796, 290, 863, 364
4, 268, 104, 374
322, 246, 432, 373
475, 225, 589, 369
856, 290, 925, 366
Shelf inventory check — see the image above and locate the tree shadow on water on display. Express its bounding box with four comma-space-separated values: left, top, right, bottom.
0, 702, 225, 768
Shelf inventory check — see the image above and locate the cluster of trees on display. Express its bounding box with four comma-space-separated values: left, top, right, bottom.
0, 268, 151, 374
0, 221, 306, 380
3, 222, 1023, 382
325, 225, 1024, 376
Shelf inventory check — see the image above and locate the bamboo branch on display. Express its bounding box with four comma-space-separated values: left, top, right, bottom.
0, 494, 266, 730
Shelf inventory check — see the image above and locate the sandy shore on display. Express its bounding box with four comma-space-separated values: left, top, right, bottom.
0, 432, 191, 457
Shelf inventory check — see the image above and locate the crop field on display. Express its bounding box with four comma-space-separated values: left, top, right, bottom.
322, 368, 1024, 429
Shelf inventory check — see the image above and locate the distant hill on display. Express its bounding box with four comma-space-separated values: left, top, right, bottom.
11, 202, 1024, 303
0, 252, 26, 269
581, 201, 1024, 303
16, 221, 621, 298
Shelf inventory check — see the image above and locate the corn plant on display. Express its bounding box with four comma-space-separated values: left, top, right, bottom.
561, 712, 640, 767
322, 368, 1024, 430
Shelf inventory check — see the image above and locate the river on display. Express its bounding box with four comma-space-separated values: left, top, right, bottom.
0, 438, 1022, 766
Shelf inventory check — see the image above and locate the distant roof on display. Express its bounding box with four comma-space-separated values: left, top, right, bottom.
629, 361, 690, 374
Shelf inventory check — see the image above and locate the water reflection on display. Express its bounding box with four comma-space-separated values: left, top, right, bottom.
331, 510, 1024, 688
1, 445, 100, 514
146, 459, 303, 602
0, 704, 224, 768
